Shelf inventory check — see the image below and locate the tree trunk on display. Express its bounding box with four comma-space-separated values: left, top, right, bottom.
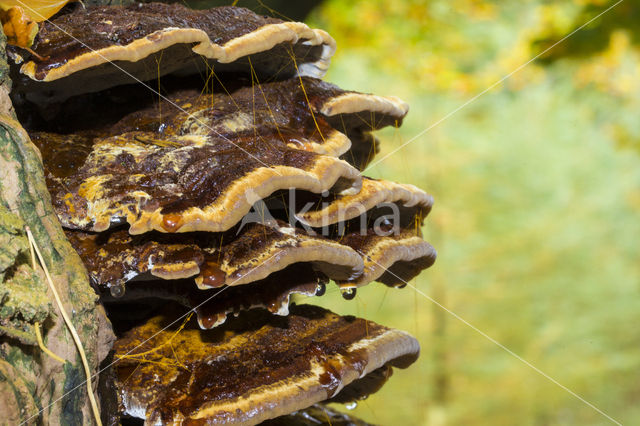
0, 29, 114, 425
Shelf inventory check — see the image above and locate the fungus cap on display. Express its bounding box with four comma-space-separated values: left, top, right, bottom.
338, 228, 437, 288
13, 4, 336, 101
104, 77, 410, 162
107, 81, 355, 159
114, 304, 419, 425
66, 221, 364, 292
297, 177, 434, 229
109, 264, 329, 329
33, 130, 361, 233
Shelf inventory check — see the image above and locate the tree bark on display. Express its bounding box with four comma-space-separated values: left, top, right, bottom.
0, 29, 114, 425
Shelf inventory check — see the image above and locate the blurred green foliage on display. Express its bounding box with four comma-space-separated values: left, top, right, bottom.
302, 1, 640, 425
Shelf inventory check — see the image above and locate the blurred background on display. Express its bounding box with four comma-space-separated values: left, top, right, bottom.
301, 1, 640, 425
190, 0, 640, 424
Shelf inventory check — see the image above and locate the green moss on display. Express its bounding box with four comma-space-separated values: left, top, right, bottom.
0, 205, 51, 345
61, 362, 85, 426
0, 360, 39, 423
0, 204, 29, 282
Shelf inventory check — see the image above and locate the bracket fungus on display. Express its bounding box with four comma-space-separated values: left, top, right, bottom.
9, 3, 336, 102
101, 76, 408, 169
336, 227, 437, 289
295, 177, 433, 228
102, 264, 328, 330
65, 221, 364, 293
6, 2, 437, 424
114, 305, 419, 424
33, 129, 362, 233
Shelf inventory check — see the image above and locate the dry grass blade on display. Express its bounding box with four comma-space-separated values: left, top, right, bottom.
25, 227, 102, 426
34, 321, 65, 364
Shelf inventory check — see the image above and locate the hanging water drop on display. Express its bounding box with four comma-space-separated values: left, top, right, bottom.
345, 401, 358, 410
341, 287, 356, 300
315, 281, 326, 297
110, 283, 125, 298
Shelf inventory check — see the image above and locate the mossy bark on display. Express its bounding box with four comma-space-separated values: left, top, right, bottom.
0, 30, 114, 424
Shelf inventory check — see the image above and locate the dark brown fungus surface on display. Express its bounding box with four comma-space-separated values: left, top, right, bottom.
114, 304, 419, 425
191, 266, 323, 329
111, 76, 408, 169
263, 404, 374, 425
327, 364, 394, 405
342, 131, 380, 171
65, 221, 363, 292
298, 77, 409, 133
20, 75, 407, 169
296, 177, 434, 229
291, 77, 408, 169
11, 4, 336, 101
104, 79, 354, 159
32, 118, 429, 238
103, 264, 328, 329
32, 129, 361, 233
337, 227, 437, 289
66, 207, 435, 296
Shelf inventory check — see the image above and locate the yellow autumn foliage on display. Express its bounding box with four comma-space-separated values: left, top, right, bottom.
0, 0, 70, 21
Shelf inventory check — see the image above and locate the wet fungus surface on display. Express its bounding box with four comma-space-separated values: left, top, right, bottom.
114, 304, 419, 425
262, 403, 375, 425
33, 128, 362, 233
66, 221, 364, 292
10, 3, 335, 101
103, 264, 327, 330
10, 2, 437, 424
29, 76, 413, 235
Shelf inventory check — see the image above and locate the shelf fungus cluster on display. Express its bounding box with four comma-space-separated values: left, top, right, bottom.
9, 3, 436, 424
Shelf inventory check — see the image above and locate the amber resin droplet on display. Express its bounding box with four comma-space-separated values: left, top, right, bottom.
197, 310, 227, 329
199, 261, 227, 288
161, 213, 183, 232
